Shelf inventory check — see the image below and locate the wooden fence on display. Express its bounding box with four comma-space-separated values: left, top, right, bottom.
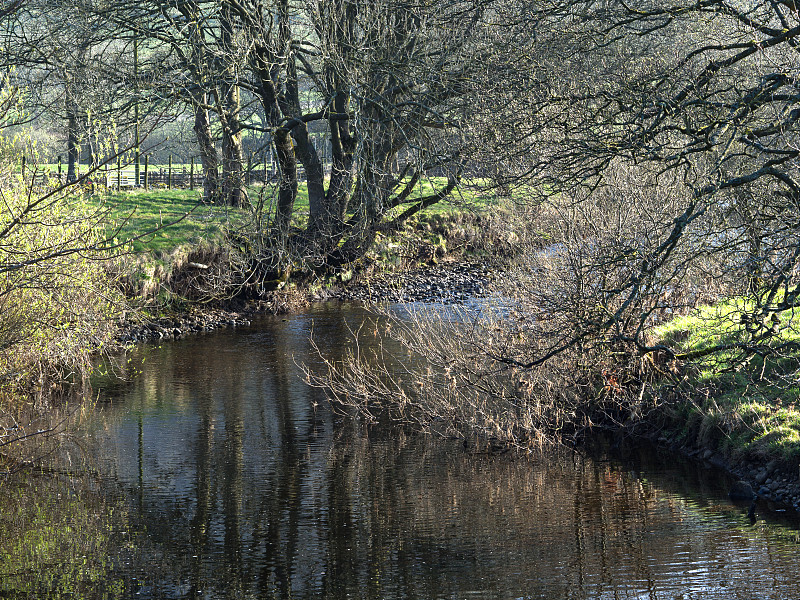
18, 164, 286, 191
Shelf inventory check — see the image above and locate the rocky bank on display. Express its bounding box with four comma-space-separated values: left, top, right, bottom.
325, 261, 495, 304
117, 260, 496, 344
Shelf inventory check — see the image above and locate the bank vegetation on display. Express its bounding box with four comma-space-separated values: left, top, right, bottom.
312, 159, 800, 479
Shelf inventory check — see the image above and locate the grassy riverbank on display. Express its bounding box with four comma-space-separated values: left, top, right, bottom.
96, 180, 522, 307
649, 301, 800, 485
98, 179, 512, 255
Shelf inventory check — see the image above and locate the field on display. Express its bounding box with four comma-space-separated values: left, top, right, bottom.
95, 178, 516, 256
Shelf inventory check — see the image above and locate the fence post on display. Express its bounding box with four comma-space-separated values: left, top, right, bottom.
168, 155, 172, 190
117, 156, 122, 191
263, 154, 268, 184
58, 156, 62, 182
21, 155, 26, 180
190, 157, 194, 190
144, 156, 149, 190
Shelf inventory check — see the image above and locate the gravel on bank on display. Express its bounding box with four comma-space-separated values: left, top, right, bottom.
116, 309, 255, 344
116, 260, 497, 344
323, 261, 496, 304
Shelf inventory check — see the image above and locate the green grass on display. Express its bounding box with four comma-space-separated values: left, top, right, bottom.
654, 298, 750, 366
652, 298, 800, 464
387, 177, 521, 216
97, 189, 240, 256
86, 178, 517, 310
95, 178, 512, 257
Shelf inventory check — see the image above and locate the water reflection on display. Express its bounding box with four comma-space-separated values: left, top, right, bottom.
4, 303, 800, 599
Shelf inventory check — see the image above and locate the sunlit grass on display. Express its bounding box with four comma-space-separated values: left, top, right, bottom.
94, 178, 515, 257
652, 296, 800, 463
96, 189, 235, 256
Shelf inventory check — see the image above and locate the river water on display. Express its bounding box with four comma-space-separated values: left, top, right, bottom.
2, 303, 800, 599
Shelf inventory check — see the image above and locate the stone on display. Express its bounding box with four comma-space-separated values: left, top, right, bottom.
709, 454, 728, 469
728, 480, 756, 501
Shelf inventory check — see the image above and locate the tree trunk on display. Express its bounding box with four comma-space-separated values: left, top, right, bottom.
219, 4, 245, 208
274, 129, 298, 232
194, 97, 219, 203
251, 0, 297, 234
66, 112, 80, 184
326, 90, 356, 224
220, 90, 244, 207
293, 126, 326, 229
278, 38, 326, 233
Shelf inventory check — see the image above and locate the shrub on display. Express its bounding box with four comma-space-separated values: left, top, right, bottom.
0, 140, 122, 465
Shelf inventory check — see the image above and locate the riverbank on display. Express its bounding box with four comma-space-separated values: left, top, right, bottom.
111, 187, 516, 343
669, 435, 800, 513
636, 398, 800, 515
116, 258, 498, 344
628, 300, 800, 514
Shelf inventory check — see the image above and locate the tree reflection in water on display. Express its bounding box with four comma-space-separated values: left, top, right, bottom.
5, 304, 799, 599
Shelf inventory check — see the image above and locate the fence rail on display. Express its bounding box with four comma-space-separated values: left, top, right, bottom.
18, 136, 332, 192
18, 165, 289, 191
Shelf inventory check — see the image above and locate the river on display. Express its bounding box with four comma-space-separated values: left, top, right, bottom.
2, 303, 799, 599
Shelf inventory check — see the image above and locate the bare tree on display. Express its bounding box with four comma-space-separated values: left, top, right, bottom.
306, 0, 800, 448
1, 0, 169, 179
189, 0, 514, 286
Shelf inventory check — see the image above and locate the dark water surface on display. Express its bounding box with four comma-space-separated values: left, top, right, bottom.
3, 303, 800, 599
